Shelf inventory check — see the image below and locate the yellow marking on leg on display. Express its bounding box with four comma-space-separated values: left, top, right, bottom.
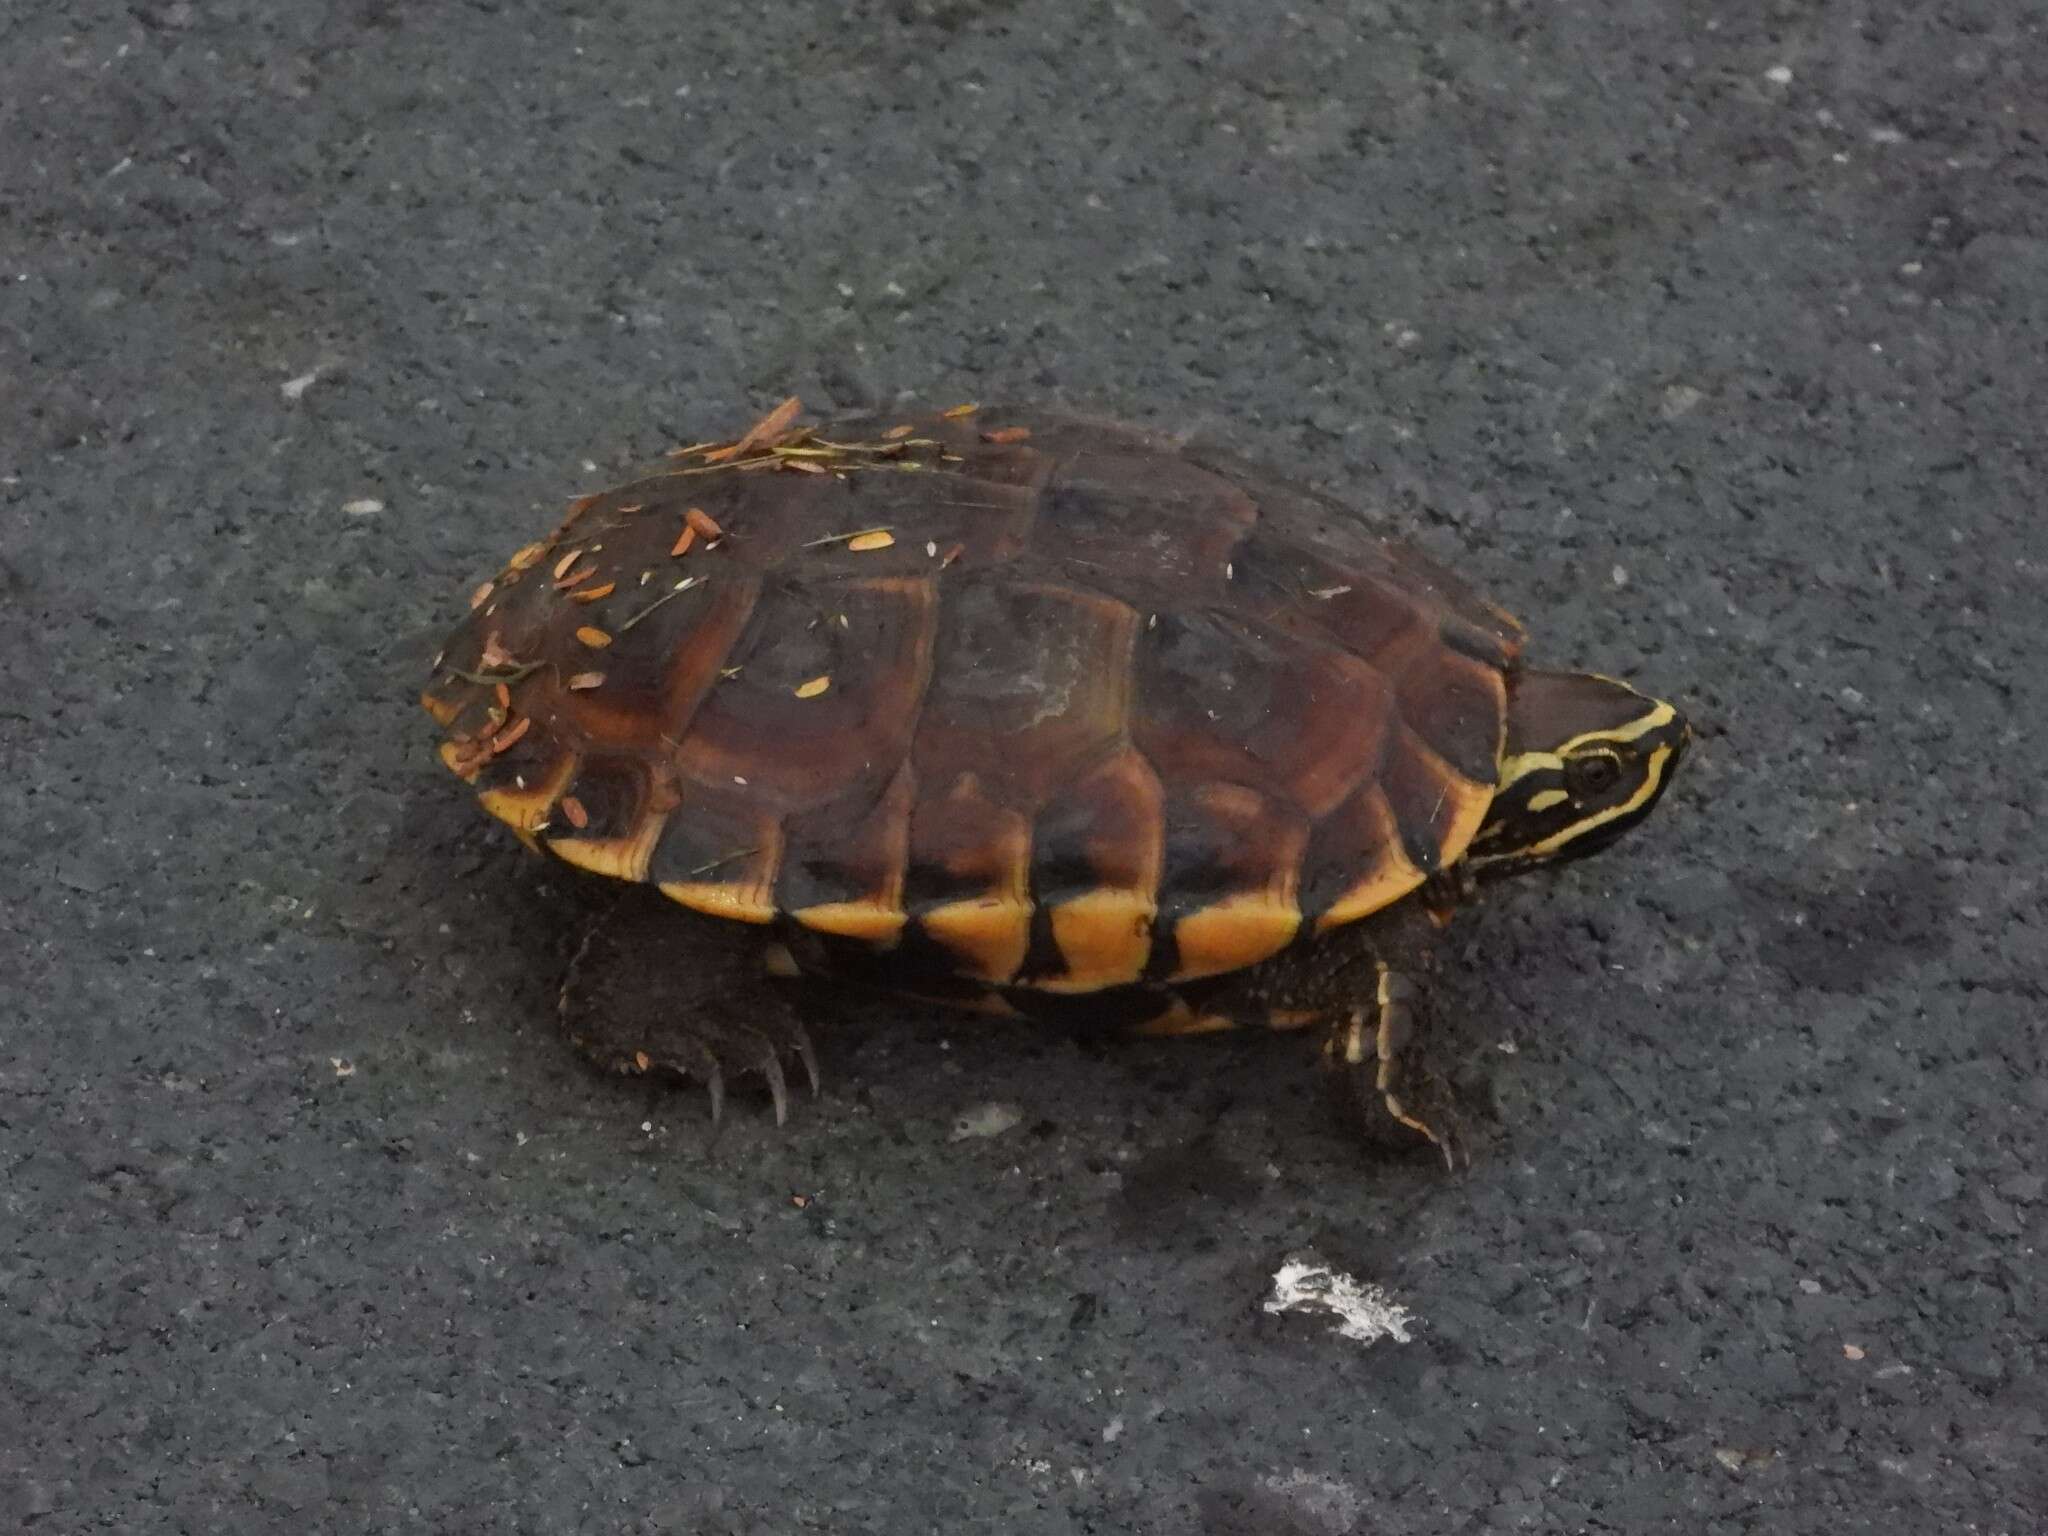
1371, 962, 1440, 1147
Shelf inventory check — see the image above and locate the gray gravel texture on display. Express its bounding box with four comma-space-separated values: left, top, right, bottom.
5, 2, 2045, 1532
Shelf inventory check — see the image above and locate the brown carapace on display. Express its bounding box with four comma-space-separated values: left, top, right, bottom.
423, 401, 1688, 1152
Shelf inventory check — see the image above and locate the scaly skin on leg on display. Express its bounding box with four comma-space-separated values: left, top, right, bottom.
1210, 907, 1462, 1163
557, 890, 820, 1126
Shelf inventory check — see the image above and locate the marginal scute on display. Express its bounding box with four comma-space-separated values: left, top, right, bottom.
905, 771, 1030, 908
439, 739, 482, 783
1043, 889, 1157, 992
918, 896, 1033, 984
792, 901, 907, 943
661, 879, 779, 925
1151, 782, 1308, 977
551, 813, 666, 882
1307, 782, 1428, 931
654, 812, 783, 922
1028, 747, 1164, 988
1171, 895, 1302, 980
1377, 725, 1493, 874
478, 751, 579, 831
781, 760, 916, 937
1392, 632, 1509, 789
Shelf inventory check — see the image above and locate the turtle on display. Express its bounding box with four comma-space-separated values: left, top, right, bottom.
421, 399, 1688, 1153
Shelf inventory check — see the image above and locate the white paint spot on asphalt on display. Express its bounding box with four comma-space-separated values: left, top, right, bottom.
1661, 382, 1704, 419
1263, 1254, 1414, 1345
341, 497, 384, 516
950, 1102, 1023, 1140
1765, 64, 1793, 85
1261, 1469, 1368, 1532
281, 370, 319, 401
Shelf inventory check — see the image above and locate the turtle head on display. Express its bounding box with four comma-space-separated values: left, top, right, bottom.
1464, 670, 1689, 878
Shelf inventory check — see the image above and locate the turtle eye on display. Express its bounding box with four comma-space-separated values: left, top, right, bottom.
1566, 753, 1621, 797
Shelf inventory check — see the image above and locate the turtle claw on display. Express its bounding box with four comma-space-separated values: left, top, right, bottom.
791, 1020, 822, 1098
556, 894, 825, 1129
704, 1063, 726, 1130
759, 1049, 791, 1127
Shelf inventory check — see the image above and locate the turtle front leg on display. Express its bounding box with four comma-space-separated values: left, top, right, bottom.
1320, 960, 1458, 1167
1237, 909, 1460, 1162
557, 889, 820, 1127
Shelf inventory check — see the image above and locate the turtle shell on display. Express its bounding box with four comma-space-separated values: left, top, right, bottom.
422, 404, 1524, 994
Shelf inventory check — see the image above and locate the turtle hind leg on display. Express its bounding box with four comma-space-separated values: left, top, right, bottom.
557, 890, 820, 1127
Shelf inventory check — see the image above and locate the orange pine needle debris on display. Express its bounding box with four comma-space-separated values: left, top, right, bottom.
567, 671, 605, 690
942, 402, 978, 418
507, 542, 548, 571
552, 548, 585, 580
847, 530, 895, 552
570, 581, 616, 603
490, 716, 531, 754
480, 633, 517, 670
704, 395, 803, 463
559, 795, 590, 830
554, 563, 596, 590
883, 423, 915, 440
686, 506, 723, 540
575, 626, 612, 648
981, 425, 1031, 444
794, 675, 832, 699
469, 580, 494, 611
669, 526, 697, 558
494, 682, 512, 710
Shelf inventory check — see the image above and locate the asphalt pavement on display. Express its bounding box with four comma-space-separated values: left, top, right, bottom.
4, 2, 2044, 1531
